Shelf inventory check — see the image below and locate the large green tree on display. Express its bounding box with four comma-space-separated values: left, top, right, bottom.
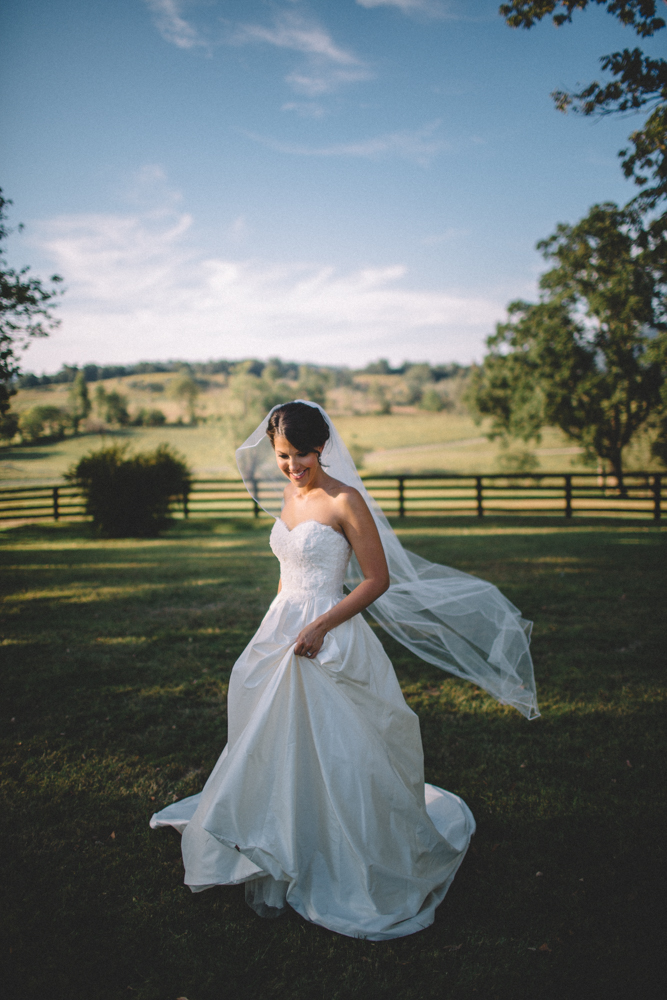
0, 191, 63, 414
500, 1, 667, 208
468, 202, 667, 484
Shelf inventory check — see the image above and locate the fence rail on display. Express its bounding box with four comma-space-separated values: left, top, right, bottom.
0, 472, 662, 524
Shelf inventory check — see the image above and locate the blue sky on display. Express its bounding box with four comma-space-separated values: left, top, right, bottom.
1, 0, 662, 370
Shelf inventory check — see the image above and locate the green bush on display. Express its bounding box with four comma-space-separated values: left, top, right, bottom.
67, 444, 191, 537
18, 405, 68, 442
419, 387, 445, 412
132, 407, 166, 427
0, 411, 19, 442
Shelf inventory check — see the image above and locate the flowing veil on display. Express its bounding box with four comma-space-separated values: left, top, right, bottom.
236, 401, 539, 720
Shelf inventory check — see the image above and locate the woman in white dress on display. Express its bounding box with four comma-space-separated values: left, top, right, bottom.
151, 401, 539, 940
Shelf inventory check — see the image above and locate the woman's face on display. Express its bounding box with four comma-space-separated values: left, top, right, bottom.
273, 434, 322, 488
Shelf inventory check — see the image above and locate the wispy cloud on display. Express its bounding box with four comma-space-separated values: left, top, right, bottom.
232, 14, 359, 65
144, 0, 209, 51
244, 121, 448, 166
29, 197, 504, 369
230, 11, 372, 96
281, 101, 327, 119
356, 0, 457, 18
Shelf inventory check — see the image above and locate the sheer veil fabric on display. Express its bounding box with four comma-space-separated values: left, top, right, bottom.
236, 400, 539, 720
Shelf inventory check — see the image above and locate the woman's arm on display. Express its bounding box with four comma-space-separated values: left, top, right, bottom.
293, 490, 389, 658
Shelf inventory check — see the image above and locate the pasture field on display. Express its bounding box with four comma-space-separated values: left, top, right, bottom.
1, 517, 665, 999
0, 408, 658, 486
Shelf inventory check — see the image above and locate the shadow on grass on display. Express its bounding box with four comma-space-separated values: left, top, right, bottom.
1, 518, 665, 999
3, 703, 664, 1000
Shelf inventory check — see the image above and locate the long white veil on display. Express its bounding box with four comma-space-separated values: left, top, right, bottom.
236, 401, 539, 720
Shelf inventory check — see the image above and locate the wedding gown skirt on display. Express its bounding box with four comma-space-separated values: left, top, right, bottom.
151, 518, 475, 940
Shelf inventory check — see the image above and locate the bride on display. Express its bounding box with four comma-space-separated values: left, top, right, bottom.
151, 401, 539, 940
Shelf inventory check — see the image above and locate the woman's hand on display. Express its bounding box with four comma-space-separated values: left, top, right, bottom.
294, 619, 327, 659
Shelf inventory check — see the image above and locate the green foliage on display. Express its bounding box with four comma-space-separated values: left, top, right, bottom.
132, 407, 167, 427
67, 444, 191, 538
404, 363, 432, 405
500, 1, 665, 35
500, 1, 667, 208
68, 372, 91, 433
296, 365, 330, 408
168, 373, 200, 424
18, 405, 68, 442
469, 203, 667, 482
94, 385, 130, 426
223, 364, 290, 451
0, 410, 19, 442
0, 190, 63, 415
419, 387, 446, 412
370, 383, 392, 415
364, 358, 392, 375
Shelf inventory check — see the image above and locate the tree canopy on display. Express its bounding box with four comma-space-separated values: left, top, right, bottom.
0, 190, 63, 415
468, 202, 667, 483
500, 1, 667, 208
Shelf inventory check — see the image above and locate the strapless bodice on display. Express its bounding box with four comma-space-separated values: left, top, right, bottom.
269, 518, 351, 602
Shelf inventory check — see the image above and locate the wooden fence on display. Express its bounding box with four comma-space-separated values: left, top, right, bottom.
0, 472, 662, 523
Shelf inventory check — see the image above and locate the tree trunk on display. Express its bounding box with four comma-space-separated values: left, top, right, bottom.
609, 450, 626, 496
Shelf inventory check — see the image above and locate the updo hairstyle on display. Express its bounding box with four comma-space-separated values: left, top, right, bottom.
266, 402, 330, 455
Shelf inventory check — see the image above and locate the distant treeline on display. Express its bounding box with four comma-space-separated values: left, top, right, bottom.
17, 358, 469, 389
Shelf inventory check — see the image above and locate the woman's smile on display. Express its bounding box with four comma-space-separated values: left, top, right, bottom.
273, 434, 323, 489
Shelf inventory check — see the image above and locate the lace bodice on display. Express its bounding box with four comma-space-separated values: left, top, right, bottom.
270, 519, 351, 602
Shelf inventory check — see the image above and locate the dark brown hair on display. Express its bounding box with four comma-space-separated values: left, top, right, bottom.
266, 402, 330, 454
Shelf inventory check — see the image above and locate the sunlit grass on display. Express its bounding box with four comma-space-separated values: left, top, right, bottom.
1, 517, 665, 999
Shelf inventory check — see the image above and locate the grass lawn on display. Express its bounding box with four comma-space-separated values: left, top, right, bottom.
1, 517, 665, 1000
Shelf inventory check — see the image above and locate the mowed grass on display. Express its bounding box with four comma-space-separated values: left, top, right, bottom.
1, 517, 665, 1000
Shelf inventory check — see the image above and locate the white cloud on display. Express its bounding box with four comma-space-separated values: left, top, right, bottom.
244, 121, 448, 166
230, 11, 372, 96
232, 15, 359, 65
144, 0, 209, 51
281, 101, 327, 119
356, 0, 455, 17
28, 204, 504, 369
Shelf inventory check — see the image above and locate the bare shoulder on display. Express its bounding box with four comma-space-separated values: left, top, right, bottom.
330, 484, 372, 522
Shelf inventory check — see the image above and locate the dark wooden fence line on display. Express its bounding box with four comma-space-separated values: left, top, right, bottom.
0, 472, 662, 523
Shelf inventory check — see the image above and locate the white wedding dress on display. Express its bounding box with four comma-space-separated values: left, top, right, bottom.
151, 516, 475, 940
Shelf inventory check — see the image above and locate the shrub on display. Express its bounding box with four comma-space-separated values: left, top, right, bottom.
67, 443, 191, 537
132, 407, 166, 427
0, 411, 19, 442
419, 387, 445, 412
18, 405, 68, 442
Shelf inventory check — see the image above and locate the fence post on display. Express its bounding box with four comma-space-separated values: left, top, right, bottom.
564, 475, 572, 519
653, 474, 662, 522
398, 476, 405, 518
476, 476, 484, 518
52, 486, 59, 521
182, 489, 189, 519
249, 478, 260, 518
